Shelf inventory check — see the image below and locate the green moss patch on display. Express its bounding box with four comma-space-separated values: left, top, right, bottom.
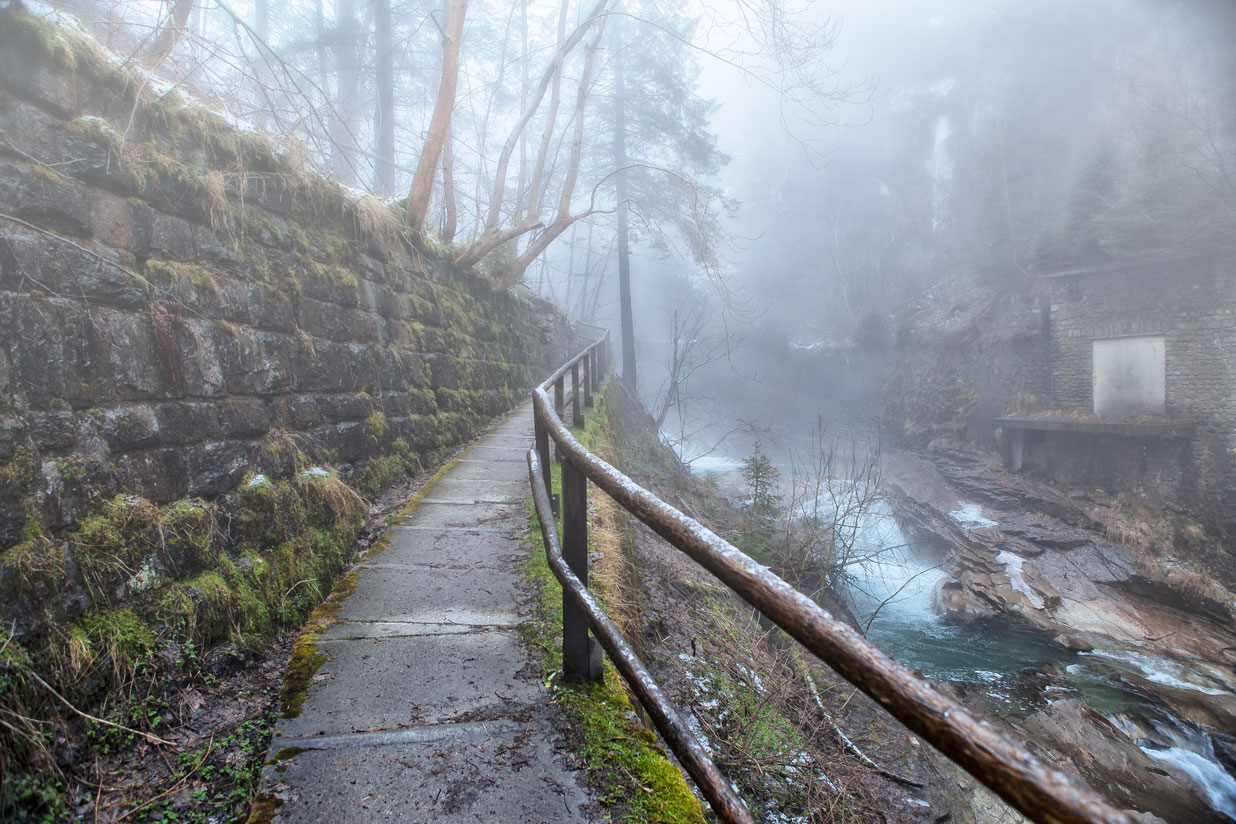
277, 568, 356, 719
0, 470, 365, 818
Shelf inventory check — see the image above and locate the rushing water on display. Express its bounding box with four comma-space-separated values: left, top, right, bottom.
689, 450, 1236, 819
843, 498, 1236, 820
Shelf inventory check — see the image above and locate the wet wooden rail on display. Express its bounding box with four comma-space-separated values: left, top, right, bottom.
527, 333, 1133, 824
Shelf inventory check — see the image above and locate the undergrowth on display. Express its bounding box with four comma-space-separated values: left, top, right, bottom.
0, 468, 365, 821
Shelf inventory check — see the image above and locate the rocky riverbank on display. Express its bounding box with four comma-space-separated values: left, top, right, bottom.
883, 443, 1236, 822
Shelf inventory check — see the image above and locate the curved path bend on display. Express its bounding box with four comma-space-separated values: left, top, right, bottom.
254, 403, 597, 822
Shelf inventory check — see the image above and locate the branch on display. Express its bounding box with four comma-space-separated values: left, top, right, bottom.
453, 218, 542, 269
480, 0, 610, 236
25, 668, 176, 748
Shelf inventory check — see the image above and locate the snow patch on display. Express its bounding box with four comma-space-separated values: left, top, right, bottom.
948, 501, 997, 530
995, 550, 1045, 610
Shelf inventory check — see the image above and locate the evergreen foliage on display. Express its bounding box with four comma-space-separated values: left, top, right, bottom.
741, 441, 783, 532
1032, 90, 1236, 270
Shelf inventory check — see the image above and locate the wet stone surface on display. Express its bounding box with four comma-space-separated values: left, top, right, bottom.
255, 405, 598, 822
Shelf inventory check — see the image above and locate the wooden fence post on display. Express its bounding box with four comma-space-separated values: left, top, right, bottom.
554, 375, 565, 463
561, 457, 601, 681
534, 413, 555, 517
571, 362, 584, 428
583, 351, 594, 408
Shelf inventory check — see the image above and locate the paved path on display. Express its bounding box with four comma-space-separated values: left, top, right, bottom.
256, 403, 596, 822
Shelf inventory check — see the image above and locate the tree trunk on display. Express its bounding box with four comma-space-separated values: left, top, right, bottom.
454, 219, 541, 270
493, 28, 604, 289
441, 121, 458, 241
526, 0, 570, 222
330, 0, 363, 186
146, 0, 195, 63
515, 1, 529, 221
251, 0, 271, 128
254, 0, 268, 41
374, 0, 396, 195
314, 0, 327, 109
406, 0, 467, 233
613, 16, 636, 391
479, 0, 608, 238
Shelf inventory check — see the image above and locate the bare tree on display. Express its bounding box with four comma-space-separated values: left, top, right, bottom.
481, 0, 609, 236
651, 297, 729, 430
406, 0, 467, 232
145, 0, 195, 62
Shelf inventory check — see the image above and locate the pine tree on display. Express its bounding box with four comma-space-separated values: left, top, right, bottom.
741, 441, 782, 531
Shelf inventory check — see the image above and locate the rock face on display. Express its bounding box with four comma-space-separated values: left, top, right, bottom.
887, 450, 1236, 683
0, 16, 574, 631
1023, 700, 1220, 824
885, 447, 1236, 819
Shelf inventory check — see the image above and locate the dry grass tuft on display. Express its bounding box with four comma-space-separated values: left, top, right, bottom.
352, 195, 405, 260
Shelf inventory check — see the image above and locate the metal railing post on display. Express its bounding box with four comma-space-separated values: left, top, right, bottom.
554, 375, 565, 463
561, 456, 601, 681
583, 350, 594, 408
571, 362, 584, 428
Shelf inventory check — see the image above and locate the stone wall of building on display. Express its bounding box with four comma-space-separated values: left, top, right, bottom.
885, 254, 1235, 533
1033, 255, 1236, 530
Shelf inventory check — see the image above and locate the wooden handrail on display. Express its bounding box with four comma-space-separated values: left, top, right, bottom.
528, 332, 1132, 824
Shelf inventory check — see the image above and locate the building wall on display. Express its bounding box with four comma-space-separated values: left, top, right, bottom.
1042, 256, 1236, 529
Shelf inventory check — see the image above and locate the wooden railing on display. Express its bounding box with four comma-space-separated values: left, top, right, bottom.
527, 333, 1132, 824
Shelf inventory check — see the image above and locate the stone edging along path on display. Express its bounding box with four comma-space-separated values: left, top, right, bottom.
250, 402, 597, 822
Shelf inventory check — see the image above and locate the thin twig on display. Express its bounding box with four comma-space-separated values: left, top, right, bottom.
0, 212, 205, 319
24, 668, 176, 747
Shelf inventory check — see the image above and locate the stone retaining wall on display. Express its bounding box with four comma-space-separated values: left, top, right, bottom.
0, 13, 574, 612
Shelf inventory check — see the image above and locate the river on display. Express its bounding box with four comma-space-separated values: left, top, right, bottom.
687, 446, 1236, 821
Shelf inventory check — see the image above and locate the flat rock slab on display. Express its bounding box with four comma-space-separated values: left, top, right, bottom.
257, 402, 597, 823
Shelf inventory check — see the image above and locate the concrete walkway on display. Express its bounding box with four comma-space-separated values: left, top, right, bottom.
255, 403, 596, 822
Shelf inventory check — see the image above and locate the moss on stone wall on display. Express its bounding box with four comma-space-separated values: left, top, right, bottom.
0, 470, 364, 816
884, 347, 982, 445
0, 10, 574, 816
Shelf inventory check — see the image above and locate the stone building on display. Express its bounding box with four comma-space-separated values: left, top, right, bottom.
999, 253, 1236, 532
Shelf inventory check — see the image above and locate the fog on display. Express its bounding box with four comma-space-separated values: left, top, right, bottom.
590, 0, 1236, 466
8, 0, 1236, 818
19, 0, 1233, 449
